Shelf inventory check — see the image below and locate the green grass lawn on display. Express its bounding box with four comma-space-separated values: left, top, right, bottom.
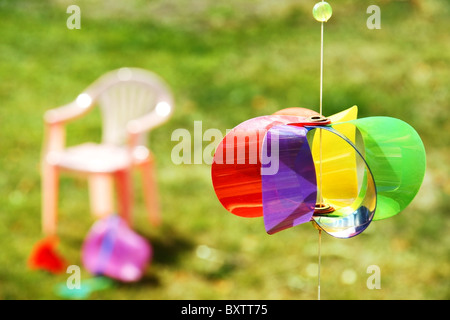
0, 0, 449, 299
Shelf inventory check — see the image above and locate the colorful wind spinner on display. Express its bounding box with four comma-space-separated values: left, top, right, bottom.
211, 1, 426, 240
208, 2, 427, 302
211, 106, 426, 238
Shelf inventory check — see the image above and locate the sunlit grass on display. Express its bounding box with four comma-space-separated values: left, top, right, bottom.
0, 0, 448, 299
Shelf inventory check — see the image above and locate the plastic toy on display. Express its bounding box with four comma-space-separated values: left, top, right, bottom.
82, 215, 152, 282
210, 1, 426, 298
211, 1, 426, 238
211, 105, 426, 238
30, 68, 170, 284
28, 236, 67, 274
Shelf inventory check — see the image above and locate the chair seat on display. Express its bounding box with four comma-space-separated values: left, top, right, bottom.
51, 143, 132, 173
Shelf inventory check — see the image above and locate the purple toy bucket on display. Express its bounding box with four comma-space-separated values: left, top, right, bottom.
82, 215, 152, 282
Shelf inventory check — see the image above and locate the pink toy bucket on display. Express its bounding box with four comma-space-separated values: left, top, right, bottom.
82, 216, 151, 282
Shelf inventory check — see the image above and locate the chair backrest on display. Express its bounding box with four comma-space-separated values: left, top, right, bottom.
84, 67, 173, 146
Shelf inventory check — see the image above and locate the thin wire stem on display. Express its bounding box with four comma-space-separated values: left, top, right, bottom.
319, 129, 323, 205
318, 228, 322, 300
319, 20, 324, 116
318, 0, 326, 302
318, 19, 325, 205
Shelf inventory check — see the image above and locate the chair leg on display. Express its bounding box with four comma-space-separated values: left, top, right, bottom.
88, 173, 114, 219
115, 168, 133, 226
140, 158, 161, 226
41, 162, 59, 236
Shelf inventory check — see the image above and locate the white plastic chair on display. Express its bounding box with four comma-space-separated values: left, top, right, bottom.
41, 67, 174, 235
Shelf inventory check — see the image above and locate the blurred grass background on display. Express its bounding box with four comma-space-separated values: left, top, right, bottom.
0, 0, 449, 299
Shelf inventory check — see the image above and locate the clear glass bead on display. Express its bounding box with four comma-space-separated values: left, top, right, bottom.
313, 2, 332, 22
